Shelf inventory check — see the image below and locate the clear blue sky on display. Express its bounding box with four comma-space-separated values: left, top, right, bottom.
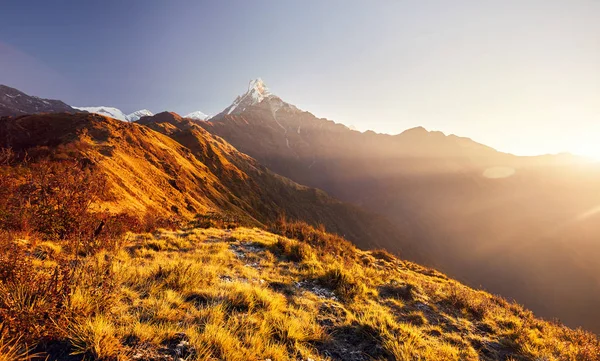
1, 1, 599, 156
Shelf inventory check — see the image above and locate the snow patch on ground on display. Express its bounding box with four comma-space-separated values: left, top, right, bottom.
295, 280, 338, 301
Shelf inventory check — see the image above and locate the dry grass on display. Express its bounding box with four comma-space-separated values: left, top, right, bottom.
0, 225, 599, 360
0, 333, 34, 361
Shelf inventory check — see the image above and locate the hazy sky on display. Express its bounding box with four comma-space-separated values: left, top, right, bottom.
1, 1, 599, 156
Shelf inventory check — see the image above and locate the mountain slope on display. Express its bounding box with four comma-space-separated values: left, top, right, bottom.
0, 112, 409, 253
0, 84, 74, 117
200, 79, 600, 333
4, 223, 598, 360
137, 111, 412, 253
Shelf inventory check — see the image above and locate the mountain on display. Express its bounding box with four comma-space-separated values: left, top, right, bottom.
73, 106, 154, 122
215, 78, 294, 117
0, 84, 74, 117
184, 110, 210, 120
73, 106, 130, 121
0, 112, 409, 254
0, 90, 598, 361
127, 109, 154, 121
200, 79, 600, 333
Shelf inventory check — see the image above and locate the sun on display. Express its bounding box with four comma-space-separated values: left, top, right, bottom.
574, 144, 600, 161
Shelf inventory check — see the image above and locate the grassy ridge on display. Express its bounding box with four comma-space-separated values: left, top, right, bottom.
1, 223, 597, 360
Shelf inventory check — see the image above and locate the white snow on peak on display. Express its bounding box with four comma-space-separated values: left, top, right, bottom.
73, 106, 129, 122
184, 110, 210, 120
74, 107, 154, 122
247, 78, 271, 102
127, 109, 154, 122
224, 78, 273, 115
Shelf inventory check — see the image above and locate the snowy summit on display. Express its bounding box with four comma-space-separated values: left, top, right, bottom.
223, 78, 273, 115
73, 106, 154, 122
73, 106, 130, 121
127, 109, 154, 122
184, 110, 210, 120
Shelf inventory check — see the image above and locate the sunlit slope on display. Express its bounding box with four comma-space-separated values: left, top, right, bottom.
0, 112, 408, 252
47, 225, 599, 361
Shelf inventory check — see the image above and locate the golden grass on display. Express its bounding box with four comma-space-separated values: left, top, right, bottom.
2, 226, 599, 360
0, 333, 33, 361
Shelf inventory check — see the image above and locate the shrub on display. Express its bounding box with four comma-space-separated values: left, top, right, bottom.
0, 231, 117, 350
442, 284, 491, 320
269, 217, 356, 261
223, 284, 280, 313
379, 282, 415, 301
318, 266, 364, 301
0, 235, 72, 342
140, 207, 183, 233
67, 316, 123, 361
272, 237, 314, 262
0, 158, 107, 240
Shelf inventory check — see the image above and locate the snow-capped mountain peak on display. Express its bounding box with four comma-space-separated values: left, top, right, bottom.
223, 78, 274, 116
127, 109, 154, 122
246, 78, 271, 102
73, 106, 129, 122
73, 107, 154, 122
184, 111, 210, 120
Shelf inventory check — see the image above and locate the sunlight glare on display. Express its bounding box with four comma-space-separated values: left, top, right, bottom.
483, 166, 515, 179
576, 205, 600, 221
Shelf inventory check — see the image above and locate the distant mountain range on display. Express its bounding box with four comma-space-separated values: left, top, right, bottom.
71, 107, 210, 122
0, 84, 74, 116
72, 106, 153, 122
1, 80, 600, 333
0, 84, 209, 122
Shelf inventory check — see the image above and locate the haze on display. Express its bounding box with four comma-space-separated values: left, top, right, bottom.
0, 0, 598, 157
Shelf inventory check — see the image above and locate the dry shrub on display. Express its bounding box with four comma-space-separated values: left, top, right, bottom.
269, 217, 356, 260
272, 237, 314, 262
0, 233, 117, 351
379, 282, 415, 301
442, 284, 492, 320
0, 158, 107, 240
318, 266, 364, 301
67, 316, 123, 361
0, 234, 72, 342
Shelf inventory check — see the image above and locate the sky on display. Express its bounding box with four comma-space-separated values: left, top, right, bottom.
1, 0, 599, 157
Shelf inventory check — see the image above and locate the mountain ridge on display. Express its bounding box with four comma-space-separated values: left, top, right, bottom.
0, 111, 411, 255
0, 84, 75, 117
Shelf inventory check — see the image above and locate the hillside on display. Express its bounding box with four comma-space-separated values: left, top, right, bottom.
200, 80, 600, 333
0, 112, 408, 253
1, 221, 598, 360
0, 108, 597, 361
